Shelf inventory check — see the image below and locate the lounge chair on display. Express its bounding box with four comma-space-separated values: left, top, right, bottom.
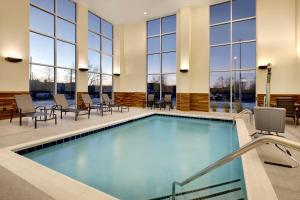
10, 94, 57, 129
80, 93, 112, 116
102, 93, 129, 112
53, 94, 90, 121
162, 94, 173, 110
146, 94, 155, 109
276, 97, 299, 126
252, 107, 298, 168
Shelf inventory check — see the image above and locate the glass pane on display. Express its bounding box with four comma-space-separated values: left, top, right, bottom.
57, 68, 75, 104
233, 0, 256, 20
30, 6, 54, 36
88, 50, 100, 72
162, 74, 176, 106
210, 72, 231, 111
31, 0, 54, 13
147, 75, 160, 100
147, 19, 160, 36
102, 20, 113, 39
147, 54, 161, 74
162, 34, 176, 52
232, 19, 256, 42
88, 32, 100, 51
88, 12, 100, 33
232, 42, 256, 69
232, 70, 256, 111
147, 37, 160, 54
210, 45, 230, 70
57, 41, 75, 68
57, 18, 75, 43
102, 54, 112, 74
210, 23, 230, 45
210, 2, 230, 24
30, 32, 54, 65
57, 0, 76, 22
30, 65, 54, 106
162, 52, 176, 73
162, 15, 176, 33
102, 37, 113, 54
88, 73, 100, 102
102, 75, 113, 98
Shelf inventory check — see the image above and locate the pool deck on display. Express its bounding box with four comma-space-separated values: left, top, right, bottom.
0, 108, 299, 200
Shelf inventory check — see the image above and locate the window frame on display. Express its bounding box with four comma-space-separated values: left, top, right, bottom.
146, 14, 177, 102
29, 0, 77, 104
88, 11, 114, 100
209, 0, 256, 112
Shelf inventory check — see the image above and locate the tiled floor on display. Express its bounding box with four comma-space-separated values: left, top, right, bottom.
0, 108, 299, 200
255, 119, 300, 200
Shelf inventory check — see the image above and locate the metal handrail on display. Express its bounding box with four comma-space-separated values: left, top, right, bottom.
171, 135, 300, 200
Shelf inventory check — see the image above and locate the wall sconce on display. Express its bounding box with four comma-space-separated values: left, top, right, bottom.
258, 63, 272, 70
180, 62, 189, 73
113, 73, 120, 76
180, 69, 189, 73
5, 57, 22, 63
78, 66, 88, 72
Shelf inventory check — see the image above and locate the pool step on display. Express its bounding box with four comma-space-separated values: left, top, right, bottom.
189, 187, 242, 200
148, 179, 244, 200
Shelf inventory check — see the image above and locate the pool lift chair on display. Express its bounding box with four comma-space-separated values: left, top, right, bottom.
252, 107, 299, 168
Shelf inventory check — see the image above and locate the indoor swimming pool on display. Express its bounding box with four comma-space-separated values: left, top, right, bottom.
23, 115, 247, 200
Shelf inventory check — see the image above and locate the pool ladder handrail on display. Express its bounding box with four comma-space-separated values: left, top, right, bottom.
233, 109, 253, 124
171, 135, 300, 200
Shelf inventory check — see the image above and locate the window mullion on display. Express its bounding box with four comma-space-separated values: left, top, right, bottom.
54, 0, 58, 94
160, 17, 163, 100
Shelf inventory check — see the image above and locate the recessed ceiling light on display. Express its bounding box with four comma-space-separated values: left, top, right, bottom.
143, 12, 147, 15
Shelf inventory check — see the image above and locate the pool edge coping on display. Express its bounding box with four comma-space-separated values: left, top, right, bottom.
235, 118, 278, 200
0, 112, 278, 200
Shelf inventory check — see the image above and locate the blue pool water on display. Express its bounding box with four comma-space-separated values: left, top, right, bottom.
24, 115, 246, 199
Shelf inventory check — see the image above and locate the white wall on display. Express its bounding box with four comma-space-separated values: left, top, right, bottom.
113, 25, 124, 92
176, 7, 192, 93
174, 6, 210, 94
117, 22, 146, 92
297, 0, 300, 65
257, 0, 299, 94
190, 6, 210, 93
76, 3, 88, 92
0, 0, 30, 92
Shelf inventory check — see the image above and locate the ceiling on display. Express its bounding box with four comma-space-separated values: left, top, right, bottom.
75, 0, 225, 24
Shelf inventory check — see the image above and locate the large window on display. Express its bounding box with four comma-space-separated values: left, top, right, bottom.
88, 12, 113, 102
30, 0, 76, 106
147, 15, 176, 106
210, 0, 256, 112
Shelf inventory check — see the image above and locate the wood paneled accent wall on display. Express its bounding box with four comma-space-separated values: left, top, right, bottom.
177, 93, 191, 111
177, 93, 209, 112
0, 92, 29, 120
114, 92, 146, 107
257, 94, 300, 106
190, 93, 209, 112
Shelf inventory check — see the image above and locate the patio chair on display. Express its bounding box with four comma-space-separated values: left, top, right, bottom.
252, 107, 298, 168
102, 93, 129, 112
53, 94, 90, 121
162, 94, 173, 110
276, 97, 299, 126
10, 94, 57, 129
80, 93, 112, 116
146, 94, 155, 109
